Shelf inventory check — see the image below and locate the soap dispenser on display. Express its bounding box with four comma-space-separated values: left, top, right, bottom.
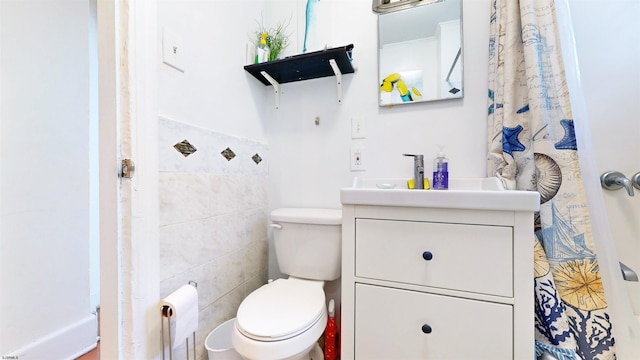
432, 146, 449, 190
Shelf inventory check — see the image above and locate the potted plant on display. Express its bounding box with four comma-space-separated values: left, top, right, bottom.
252, 15, 292, 62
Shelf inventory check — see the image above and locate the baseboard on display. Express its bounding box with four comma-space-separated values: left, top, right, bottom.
6, 314, 98, 360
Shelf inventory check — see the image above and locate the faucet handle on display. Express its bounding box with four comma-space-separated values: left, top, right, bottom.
600, 171, 634, 196
633, 172, 640, 190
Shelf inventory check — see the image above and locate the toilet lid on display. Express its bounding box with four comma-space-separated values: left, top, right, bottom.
236, 279, 326, 341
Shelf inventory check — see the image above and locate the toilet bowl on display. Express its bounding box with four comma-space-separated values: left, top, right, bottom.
231, 278, 327, 360
231, 208, 342, 360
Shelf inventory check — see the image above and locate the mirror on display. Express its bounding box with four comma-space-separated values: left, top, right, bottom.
377, 0, 463, 106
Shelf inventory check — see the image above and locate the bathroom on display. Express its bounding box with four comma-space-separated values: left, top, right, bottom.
0, 0, 638, 359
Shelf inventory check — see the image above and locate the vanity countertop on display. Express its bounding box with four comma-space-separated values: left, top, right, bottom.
340, 177, 540, 212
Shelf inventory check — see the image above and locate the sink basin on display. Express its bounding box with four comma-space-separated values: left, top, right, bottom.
340, 177, 540, 211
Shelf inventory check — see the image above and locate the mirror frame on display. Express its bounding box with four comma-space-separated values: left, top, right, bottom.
377, 0, 463, 106
373, 0, 444, 15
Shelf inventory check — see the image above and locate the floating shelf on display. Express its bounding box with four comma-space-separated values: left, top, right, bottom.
244, 44, 355, 109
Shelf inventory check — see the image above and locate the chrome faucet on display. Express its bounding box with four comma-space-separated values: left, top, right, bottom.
403, 154, 424, 190
600, 171, 634, 196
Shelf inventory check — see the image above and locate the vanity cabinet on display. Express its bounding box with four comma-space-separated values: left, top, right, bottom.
340, 205, 536, 360
355, 284, 513, 359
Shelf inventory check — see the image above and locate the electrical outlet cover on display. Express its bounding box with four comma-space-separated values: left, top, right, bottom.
351, 147, 365, 171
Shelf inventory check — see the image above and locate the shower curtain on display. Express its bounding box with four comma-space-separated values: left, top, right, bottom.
487, 0, 615, 359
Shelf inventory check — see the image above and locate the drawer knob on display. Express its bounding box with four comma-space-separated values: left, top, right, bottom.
422, 251, 433, 261
421, 324, 432, 334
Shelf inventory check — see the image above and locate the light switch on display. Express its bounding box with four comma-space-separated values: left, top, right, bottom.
162, 27, 184, 72
351, 116, 366, 139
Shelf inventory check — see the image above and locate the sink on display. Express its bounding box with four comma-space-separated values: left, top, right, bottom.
340, 177, 540, 211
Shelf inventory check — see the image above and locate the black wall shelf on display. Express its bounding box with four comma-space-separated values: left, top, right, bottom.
243, 44, 355, 109
244, 44, 354, 85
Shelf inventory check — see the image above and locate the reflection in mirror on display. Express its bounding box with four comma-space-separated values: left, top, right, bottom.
378, 0, 463, 106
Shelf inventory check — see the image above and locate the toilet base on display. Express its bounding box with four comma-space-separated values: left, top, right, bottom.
275, 343, 323, 360
308, 343, 323, 360
232, 311, 327, 360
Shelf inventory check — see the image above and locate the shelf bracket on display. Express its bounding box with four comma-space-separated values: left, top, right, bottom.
260, 71, 280, 110
329, 59, 343, 104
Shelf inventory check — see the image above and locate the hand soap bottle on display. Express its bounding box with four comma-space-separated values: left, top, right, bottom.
432, 146, 449, 190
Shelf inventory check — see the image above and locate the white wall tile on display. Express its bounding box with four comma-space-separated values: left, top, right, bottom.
159, 172, 211, 226
159, 117, 269, 341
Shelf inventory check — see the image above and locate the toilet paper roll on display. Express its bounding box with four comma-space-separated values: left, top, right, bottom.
160, 284, 199, 349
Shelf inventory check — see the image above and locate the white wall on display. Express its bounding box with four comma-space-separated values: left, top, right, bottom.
156, 1, 271, 359
267, 0, 490, 209
569, 0, 640, 274
0, 1, 97, 358
568, 0, 640, 350
158, 0, 270, 142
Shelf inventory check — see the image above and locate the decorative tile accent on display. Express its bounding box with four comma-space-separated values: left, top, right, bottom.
221, 147, 236, 161
174, 140, 197, 157
252, 153, 262, 165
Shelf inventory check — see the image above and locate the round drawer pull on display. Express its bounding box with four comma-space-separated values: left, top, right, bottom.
422, 251, 433, 261
421, 324, 432, 334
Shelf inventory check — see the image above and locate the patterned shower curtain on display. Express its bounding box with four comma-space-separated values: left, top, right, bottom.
487, 1, 615, 359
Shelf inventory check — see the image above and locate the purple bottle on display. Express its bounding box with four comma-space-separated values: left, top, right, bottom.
432, 148, 449, 190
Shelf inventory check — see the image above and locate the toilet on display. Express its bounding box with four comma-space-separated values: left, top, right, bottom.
231, 208, 342, 360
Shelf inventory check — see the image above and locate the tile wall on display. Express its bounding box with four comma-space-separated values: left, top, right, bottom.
158, 117, 269, 359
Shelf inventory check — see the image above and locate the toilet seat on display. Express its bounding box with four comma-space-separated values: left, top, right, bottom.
236, 278, 326, 342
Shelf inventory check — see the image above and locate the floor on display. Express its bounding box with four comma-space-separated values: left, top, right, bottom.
76, 307, 100, 360
76, 342, 99, 360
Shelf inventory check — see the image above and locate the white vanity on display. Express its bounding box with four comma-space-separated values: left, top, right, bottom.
340, 178, 540, 359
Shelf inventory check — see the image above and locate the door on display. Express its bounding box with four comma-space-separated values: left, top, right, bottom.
0, 0, 99, 358
97, 1, 161, 358
1, 1, 160, 358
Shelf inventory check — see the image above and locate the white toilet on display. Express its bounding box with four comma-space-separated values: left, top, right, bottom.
231, 208, 342, 360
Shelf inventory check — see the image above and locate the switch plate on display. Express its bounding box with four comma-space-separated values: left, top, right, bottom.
351, 116, 366, 139
351, 147, 365, 171
162, 28, 184, 72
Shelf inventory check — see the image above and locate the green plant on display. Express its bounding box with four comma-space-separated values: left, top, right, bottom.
253, 14, 292, 61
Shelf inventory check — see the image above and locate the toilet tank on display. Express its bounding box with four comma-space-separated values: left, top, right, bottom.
271, 208, 342, 281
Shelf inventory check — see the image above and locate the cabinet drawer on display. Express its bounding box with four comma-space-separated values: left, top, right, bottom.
355, 219, 513, 296
355, 284, 513, 359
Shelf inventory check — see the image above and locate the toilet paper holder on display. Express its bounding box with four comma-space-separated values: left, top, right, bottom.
161, 281, 198, 360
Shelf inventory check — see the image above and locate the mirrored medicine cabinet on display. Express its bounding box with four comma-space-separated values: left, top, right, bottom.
375, 0, 463, 106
